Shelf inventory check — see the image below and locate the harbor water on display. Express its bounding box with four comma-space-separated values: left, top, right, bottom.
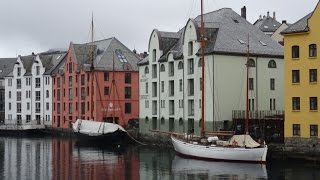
0, 136, 319, 180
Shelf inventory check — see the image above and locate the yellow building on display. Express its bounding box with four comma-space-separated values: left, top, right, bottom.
282, 1, 320, 144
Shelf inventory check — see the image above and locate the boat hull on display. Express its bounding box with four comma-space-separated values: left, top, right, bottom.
171, 136, 267, 163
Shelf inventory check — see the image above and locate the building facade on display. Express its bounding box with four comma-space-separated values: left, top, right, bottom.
5, 53, 65, 127
282, 2, 320, 146
51, 38, 140, 129
139, 8, 284, 136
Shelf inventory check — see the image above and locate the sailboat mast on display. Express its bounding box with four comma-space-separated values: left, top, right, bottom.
245, 35, 250, 134
90, 13, 95, 120
200, 0, 205, 137
112, 52, 115, 123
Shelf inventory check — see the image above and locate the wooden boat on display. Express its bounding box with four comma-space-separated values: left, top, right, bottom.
171, 0, 267, 163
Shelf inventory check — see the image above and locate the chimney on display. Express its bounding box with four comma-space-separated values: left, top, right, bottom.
241, 6, 246, 19
263, 15, 266, 19
267, 11, 270, 18
273, 11, 276, 20
259, 15, 262, 20
282, 20, 287, 24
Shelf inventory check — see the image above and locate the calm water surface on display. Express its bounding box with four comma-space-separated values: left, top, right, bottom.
0, 136, 319, 180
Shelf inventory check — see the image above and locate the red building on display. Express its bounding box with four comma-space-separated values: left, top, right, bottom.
51, 37, 140, 128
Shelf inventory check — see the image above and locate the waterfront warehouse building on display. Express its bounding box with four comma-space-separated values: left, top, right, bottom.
5, 52, 66, 127
138, 8, 284, 136
282, 2, 320, 147
51, 38, 140, 129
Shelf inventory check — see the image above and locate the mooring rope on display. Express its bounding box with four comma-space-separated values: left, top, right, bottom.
126, 132, 147, 146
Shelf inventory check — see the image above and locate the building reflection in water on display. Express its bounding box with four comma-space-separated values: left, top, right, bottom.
52, 138, 139, 180
0, 137, 52, 180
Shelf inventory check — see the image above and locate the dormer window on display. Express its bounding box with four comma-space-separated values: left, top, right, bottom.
17, 67, 21, 76
188, 41, 193, 56
36, 66, 40, 75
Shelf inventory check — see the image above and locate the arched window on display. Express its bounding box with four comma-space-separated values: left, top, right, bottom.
160, 64, 165, 72
46, 90, 49, 98
161, 117, 165, 125
179, 118, 184, 126
309, 44, 317, 57
247, 59, 255, 67
178, 61, 183, 69
268, 60, 277, 68
199, 119, 202, 127
145, 117, 149, 123
198, 58, 202, 67
292, 45, 300, 58
144, 66, 149, 74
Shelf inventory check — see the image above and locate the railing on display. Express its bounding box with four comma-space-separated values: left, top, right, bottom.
232, 110, 284, 120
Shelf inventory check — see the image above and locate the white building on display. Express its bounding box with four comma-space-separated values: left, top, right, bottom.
5, 52, 65, 127
138, 8, 284, 136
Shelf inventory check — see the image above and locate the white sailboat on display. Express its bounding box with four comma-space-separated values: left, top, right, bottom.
171, 0, 268, 163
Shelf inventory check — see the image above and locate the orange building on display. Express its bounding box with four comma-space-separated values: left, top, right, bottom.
51, 38, 140, 128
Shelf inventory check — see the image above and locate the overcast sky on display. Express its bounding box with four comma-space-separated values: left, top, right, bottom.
0, 0, 318, 57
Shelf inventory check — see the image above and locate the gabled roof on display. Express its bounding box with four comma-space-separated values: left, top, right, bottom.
20, 55, 36, 76
40, 53, 67, 75
137, 55, 149, 66
254, 16, 281, 33
281, 13, 312, 34
0, 58, 17, 79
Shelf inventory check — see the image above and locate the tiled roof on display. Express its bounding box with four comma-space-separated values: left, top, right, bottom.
41, 53, 67, 75
281, 13, 312, 34
137, 55, 149, 65
20, 55, 36, 76
0, 58, 17, 79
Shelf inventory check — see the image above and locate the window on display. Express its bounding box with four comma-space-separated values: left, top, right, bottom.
270, 78, 275, 90
17, 103, 21, 113
36, 103, 41, 113
26, 78, 31, 86
125, 87, 131, 99
36, 91, 40, 101
104, 87, 109, 95
200, 78, 202, 91
68, 62, 73, 73
188, 100, 194, 116
198, 58, 202, 67
8, 91, 11, 99
57, 103, 61, 114
161, 81, 164, 93
268, 60, 277, 68
57, 89, 61, 101
36, 66, 40, 75
16, 91, 21, 101
178, 61, 183, 69
160, 100, 165, 108
27, 102, 30, 110
310, 97, 318, 110
169, 80, 174, 96
81, 87, 85, 100
125, 73, 131, 84
144, 66, 149, 74
179, 99, 184, 108
309, 69, 317, 83
169, 62, 174, 76
125, 103, 131, 114
309, 44, 317, 57
188, 79, 194, 96
188, 58, 194, 74
46, 102, 49, 110
249, 99, 255, 111
292, 97, 300, 110
249, 78, 254, 90
179, 79, 182, 92
292, 70, 300, 83
81, 102, 85, 114
8, 79, 12, 86
26, 115, 31, 123
152, 49, 156, 62
293, 124, 300, 136
69, 76, 72, 87
247, 59, 255, 67
310, 125, 318, 137
145, 82, 148, 94
46, 90, 49, 98
169, 118, 175, 132
188, 41, 193, 56
169, 100, 174, 115
81, 75, 85, 85
152, 82, 157, 97
292, 45, 300, 58
145, 100, 149, 108
152, 101, 157, 115
69, 89, 73, 100
8, 103, 11, 110
17, 67, 21, 76
35, 78, 40, 88
16, 79, 21, 89
152, 65, 157, 78
69, 103, 72, 114
160, 64, 165, 72
270, 98, 276, 110
57, 77, 61, 88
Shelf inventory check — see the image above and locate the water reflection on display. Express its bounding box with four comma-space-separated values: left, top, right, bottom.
171, 155, 268, 179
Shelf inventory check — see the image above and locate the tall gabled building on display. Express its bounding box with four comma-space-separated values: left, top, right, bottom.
282, 2, 320, 146
139, 8, 284, 137
254, 11, 281, 37
51, 37, 140, 129
5, 52, 66, 127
